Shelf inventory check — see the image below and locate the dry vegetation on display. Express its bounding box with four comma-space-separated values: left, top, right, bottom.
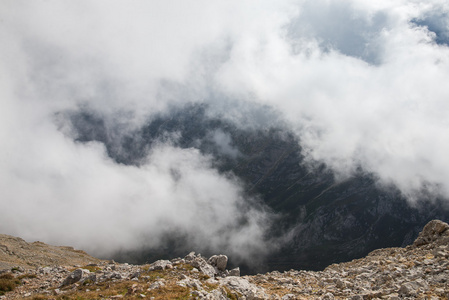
18, 263, 211, 299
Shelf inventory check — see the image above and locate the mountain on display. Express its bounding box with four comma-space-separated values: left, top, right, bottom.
1, 220, 449, 299
64, 103, 449, 273
0, 234, 101, 271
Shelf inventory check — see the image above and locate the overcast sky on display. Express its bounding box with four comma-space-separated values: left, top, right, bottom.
1, 0, 449, 259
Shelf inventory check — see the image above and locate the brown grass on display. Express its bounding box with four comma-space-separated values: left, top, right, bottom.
0, 273, 21, 295
146, 284, 191, 299
222, 286, 240, 300
18, 273, 37, 280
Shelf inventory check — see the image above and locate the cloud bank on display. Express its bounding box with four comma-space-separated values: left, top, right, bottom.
1, 0, 449, 259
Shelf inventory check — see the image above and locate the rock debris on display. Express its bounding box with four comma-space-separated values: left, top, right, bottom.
0, 220, 449, 299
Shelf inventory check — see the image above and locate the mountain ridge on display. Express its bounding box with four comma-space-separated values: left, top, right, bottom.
1, 220, 449, 299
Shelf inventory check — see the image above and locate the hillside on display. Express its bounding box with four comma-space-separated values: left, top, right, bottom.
0, 234, 102, 271
1, 220, 448, 299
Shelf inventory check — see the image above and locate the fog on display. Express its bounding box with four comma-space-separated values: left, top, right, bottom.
1, 0, 449, 260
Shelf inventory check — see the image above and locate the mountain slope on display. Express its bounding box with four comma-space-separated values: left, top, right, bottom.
65, 104, 449, 273
0, 234, 102, 270
1, 220, 449, 299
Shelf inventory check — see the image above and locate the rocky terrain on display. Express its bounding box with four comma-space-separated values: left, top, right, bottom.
1, 220, 449, 299
0, 235, 102, 271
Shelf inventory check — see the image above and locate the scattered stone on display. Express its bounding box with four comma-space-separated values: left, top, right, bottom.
321, 292, 334, 300
61, 268, 84, 286
2, 220, 449, 299
147, 280, 165, 290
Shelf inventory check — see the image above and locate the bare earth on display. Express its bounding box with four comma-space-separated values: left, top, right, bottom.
0, 234, 102, 270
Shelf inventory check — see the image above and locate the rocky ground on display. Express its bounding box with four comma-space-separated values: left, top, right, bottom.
1, 220, 449, 299
0, 235, 102, 271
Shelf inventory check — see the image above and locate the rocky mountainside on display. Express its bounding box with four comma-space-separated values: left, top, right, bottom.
1, 220, 449, 299
66, 104, 449, 273
0, 234, 102, 271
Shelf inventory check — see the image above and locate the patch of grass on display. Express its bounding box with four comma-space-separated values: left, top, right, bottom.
0, 273, 14, 280
0, 273, 21, 295
141, 269, 167, 281
223, 286, 239, 300
18, 273, 37, 280
197, 273, 210, 280
82, 279, 94, 286
145, 284, 190, 300
177, 263, 194, 271
36, 280, 140, 299
81, 265, 101, 273
204, 281, 219, 291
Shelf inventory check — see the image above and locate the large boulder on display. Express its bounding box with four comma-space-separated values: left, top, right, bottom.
413, 220, 449, 247
219, 277, 268, 300
191, 256, 216, 278
148, 260, 172, 271
61, 269, 85, 286
207, 255, 228, 271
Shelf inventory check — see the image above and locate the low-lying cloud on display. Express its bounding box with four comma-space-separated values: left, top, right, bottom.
1, 0, 449, 260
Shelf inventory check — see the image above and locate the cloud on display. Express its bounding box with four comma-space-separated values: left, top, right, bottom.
208, 129, 241, 158
215, 0, 449, 199
1, 0, 449, 263
0, 0, 279, 260
0, 107, 272, 260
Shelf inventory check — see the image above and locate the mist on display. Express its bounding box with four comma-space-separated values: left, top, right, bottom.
1, 0, 449, 262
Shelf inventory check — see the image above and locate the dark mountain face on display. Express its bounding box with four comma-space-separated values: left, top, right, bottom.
63, 104, 449, 273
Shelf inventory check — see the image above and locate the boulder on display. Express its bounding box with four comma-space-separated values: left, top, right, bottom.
191, 256, 216, 278
207, 255, 228, 271
148, 259, 172, 271
220, 277, 268, 300
228, 267, 240, 277
61, 268, 84, 286
414, 220, 449, 247
184, 252, 196, 261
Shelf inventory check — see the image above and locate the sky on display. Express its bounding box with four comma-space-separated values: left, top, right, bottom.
1, 0, 449, 260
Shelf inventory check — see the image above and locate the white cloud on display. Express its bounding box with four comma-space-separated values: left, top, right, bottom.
1, 0, 449, 260
215, 0, 449, 199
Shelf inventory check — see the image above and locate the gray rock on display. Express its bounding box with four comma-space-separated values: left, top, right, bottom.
228, 267, 240, 277
321, 292, 334, 300
399, 282, 416, 296
178, 277, 203, 289
80, 273, 97, 284
110, 272, 122, 280
220, 277, 267, 300
184, 251, 196, 261
61, 269, 84, 286
39, 267, 52, 274
208, 255, 228, 271
130, 271, 140, 279
148, 259, 172, 271
414, 220, 449, 247
191, 256, 217, 278
147, 280, 165, 290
